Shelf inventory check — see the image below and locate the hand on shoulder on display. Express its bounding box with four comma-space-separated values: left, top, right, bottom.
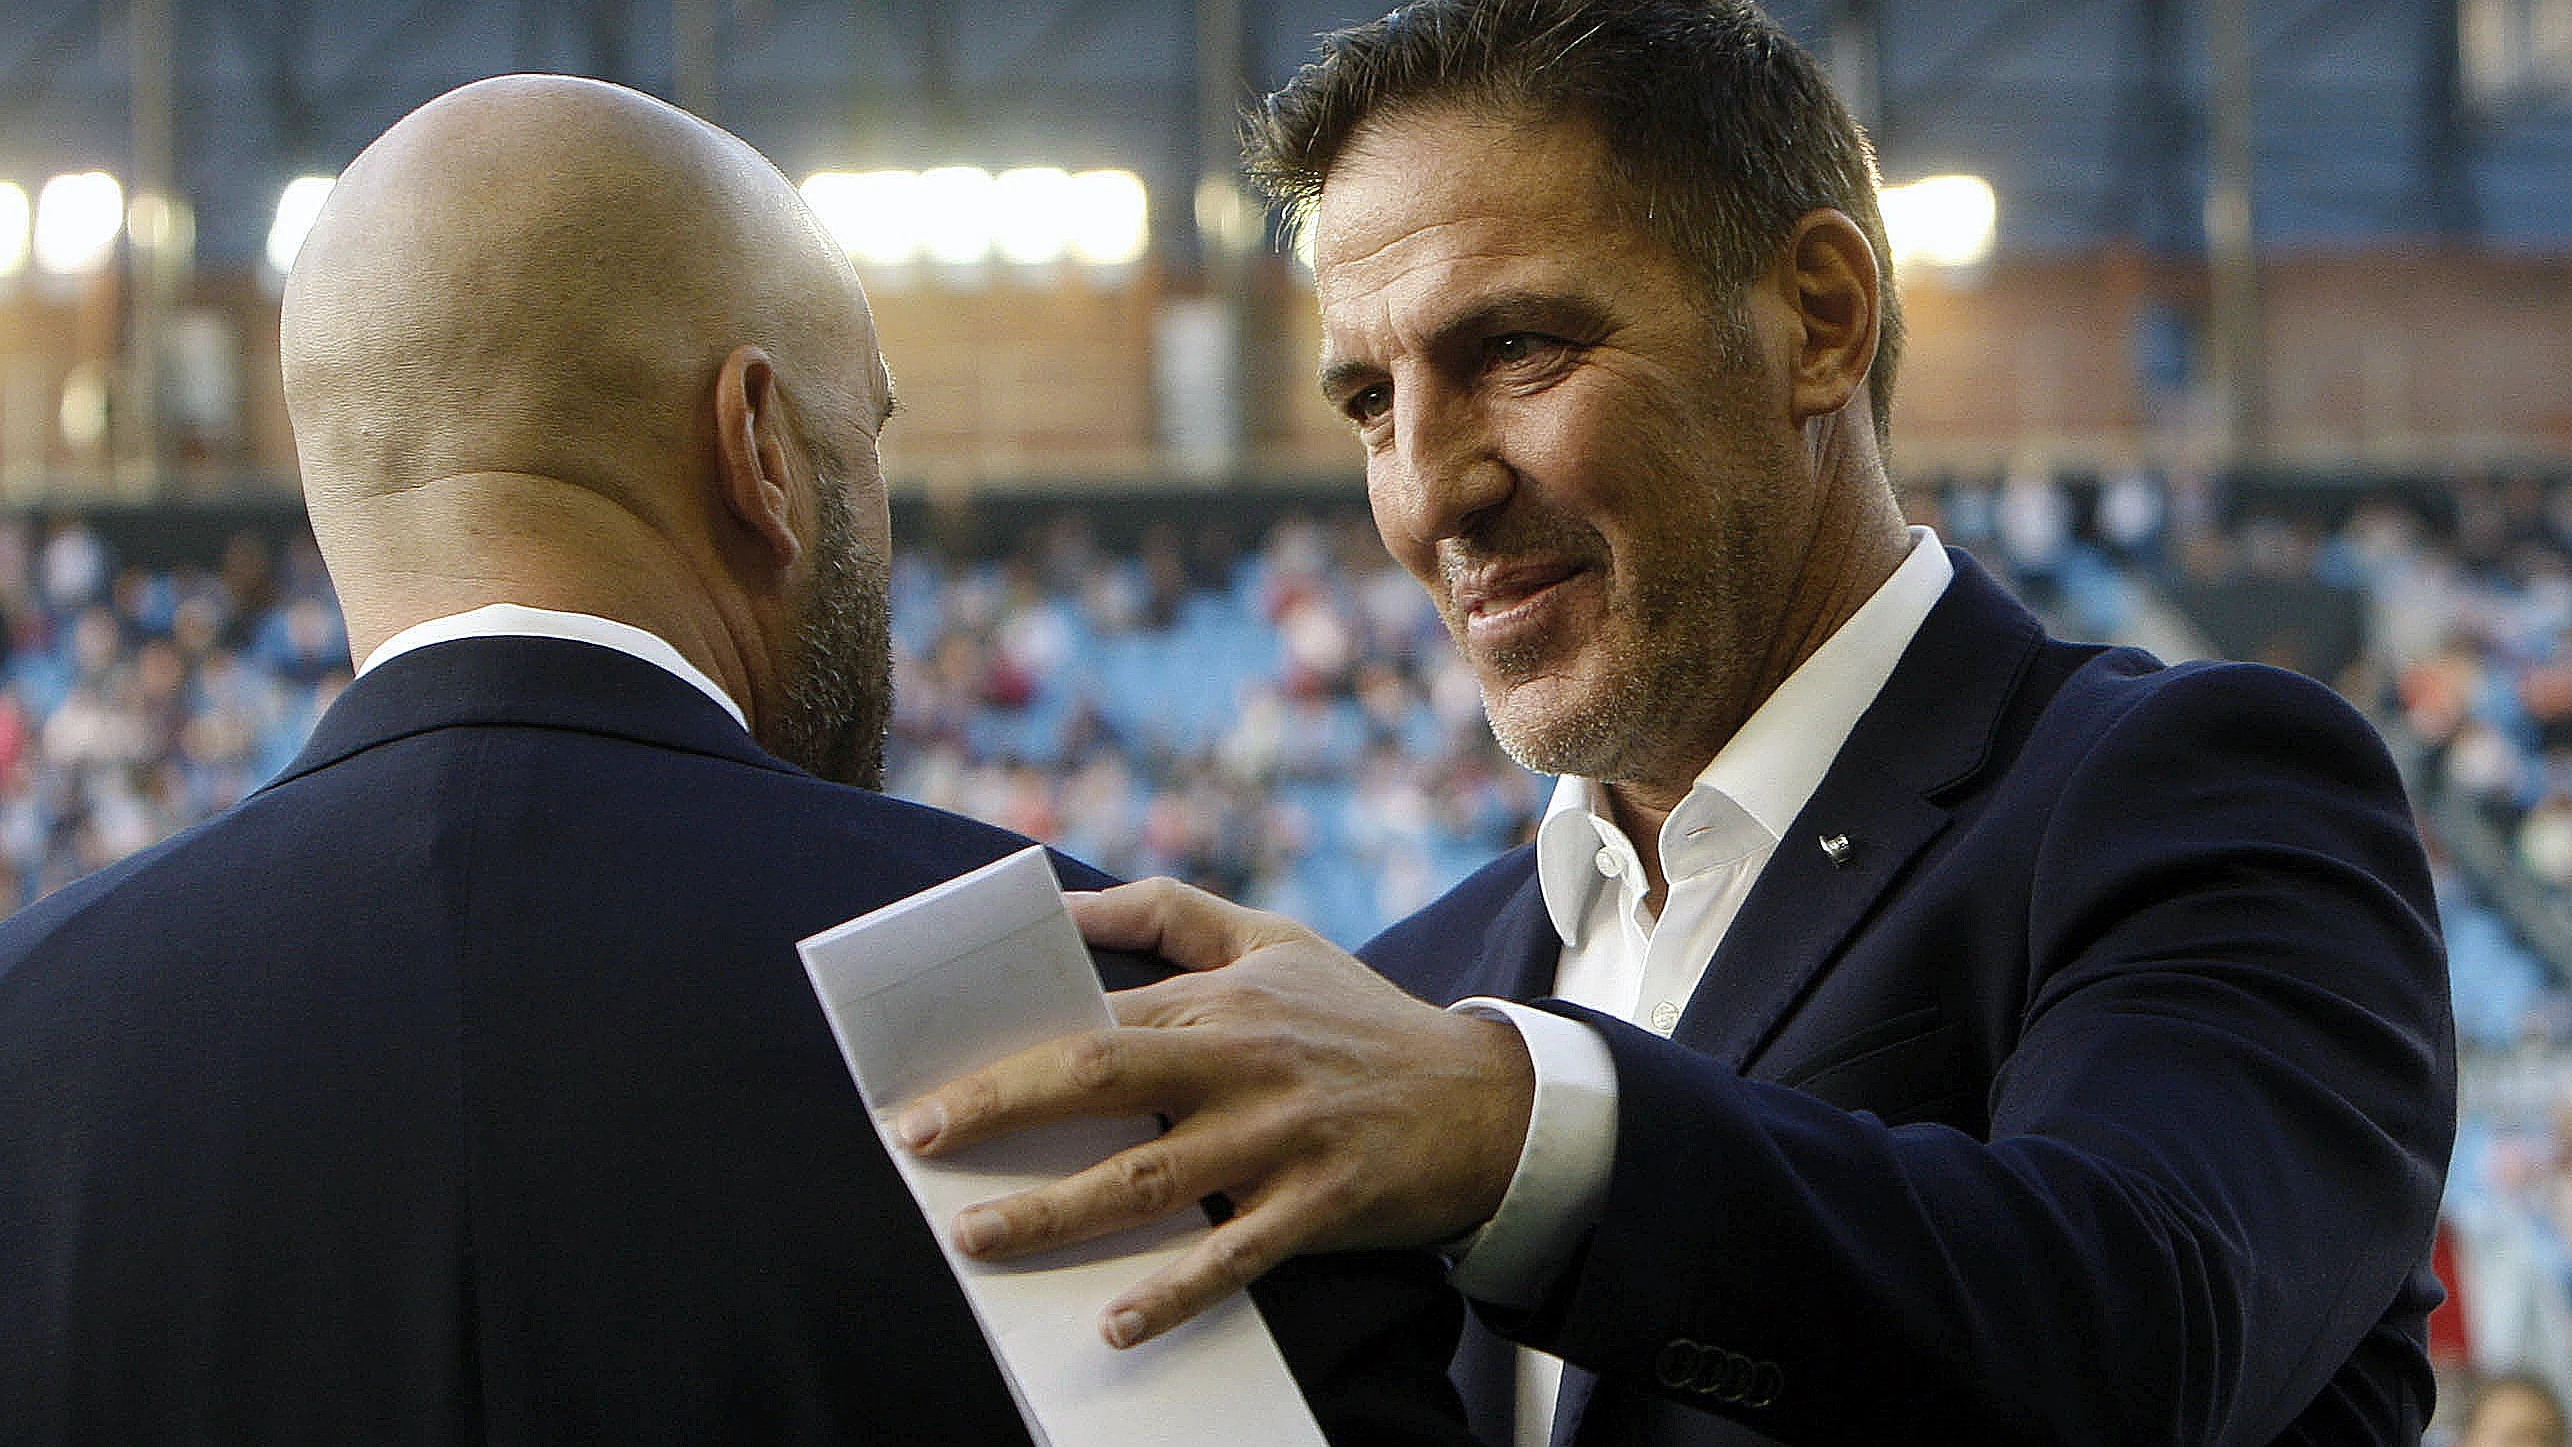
895, 876, 1535, 1347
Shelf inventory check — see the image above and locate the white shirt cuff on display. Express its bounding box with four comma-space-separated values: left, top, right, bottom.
1440, 997, 1619, 1310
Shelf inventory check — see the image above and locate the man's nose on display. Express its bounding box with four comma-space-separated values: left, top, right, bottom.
1383, 384, 1511, 549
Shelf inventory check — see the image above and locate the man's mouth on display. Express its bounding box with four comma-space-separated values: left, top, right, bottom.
1452, 561, 1588, 645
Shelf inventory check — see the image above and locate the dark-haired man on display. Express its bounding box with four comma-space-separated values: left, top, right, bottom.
900, 3, 2456, 1444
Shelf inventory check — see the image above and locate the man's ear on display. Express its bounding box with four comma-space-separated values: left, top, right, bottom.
712, 343, 803, 571
1781, 208, 1882, 425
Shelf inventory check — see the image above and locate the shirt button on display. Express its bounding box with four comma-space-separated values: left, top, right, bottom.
1595, 848, 1621, 878
1649, 1001, 1681, 1033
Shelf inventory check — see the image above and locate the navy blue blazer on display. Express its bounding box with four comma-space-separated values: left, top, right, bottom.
1364, 552, 2455, 1447
0, 636, 1469, 1446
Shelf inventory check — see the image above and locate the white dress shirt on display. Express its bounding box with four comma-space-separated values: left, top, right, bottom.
357, 603, 748, 731
1447, 530, 1954, 1445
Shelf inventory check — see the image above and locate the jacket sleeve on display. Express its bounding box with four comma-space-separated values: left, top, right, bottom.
1251, 1246, 1481, 1447
1077, 925, 1482, 1447
1492, 663, 2455, 1445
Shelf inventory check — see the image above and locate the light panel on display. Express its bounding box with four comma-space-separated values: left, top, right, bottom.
33, 172, 124, 278
266, 175, 336, 275
916, 166, 997, 265
1066, 170, 1148, 267
992, 167, 1076, 265
1880, 174, 1998, 271
802, 166, 1150, 271
800, 170, 921, 267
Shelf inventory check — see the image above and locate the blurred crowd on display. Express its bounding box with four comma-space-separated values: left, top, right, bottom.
0, 520, 348, 909
5, 471, 2572, 1424
883, 511, 1540, 944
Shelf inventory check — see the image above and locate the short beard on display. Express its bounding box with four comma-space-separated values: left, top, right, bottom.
1462, 300, 1776, 786
1457, 502, 1764, 788
764, 461, 893, 789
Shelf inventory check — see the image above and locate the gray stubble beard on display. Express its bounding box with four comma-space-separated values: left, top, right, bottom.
766, 463, 894, 789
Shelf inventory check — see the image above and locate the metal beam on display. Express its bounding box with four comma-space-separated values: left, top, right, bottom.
124, 0, 175, 495
263, 0, 324, 167
582, 0, 638, 90
1828, 0, 1886, 133
674, 0, 719, 119
2207, 0, 2265, 461
916, 0, 963, 140
2096, 0, 2194, 254
2418, 0, 2478, 236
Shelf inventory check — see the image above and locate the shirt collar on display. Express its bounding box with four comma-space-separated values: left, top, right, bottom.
1534, 527, 1954, 946
357, 603, 750, 731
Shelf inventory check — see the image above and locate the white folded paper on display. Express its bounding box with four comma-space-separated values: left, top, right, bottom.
797, 845, 1327, 1447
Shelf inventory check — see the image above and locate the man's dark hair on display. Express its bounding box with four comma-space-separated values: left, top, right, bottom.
1245, 0, 1903, 449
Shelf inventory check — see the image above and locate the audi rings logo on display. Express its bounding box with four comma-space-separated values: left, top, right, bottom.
1653, 1337, 1782, 1409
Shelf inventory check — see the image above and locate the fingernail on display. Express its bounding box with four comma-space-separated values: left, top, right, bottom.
955, 1208, 1002, 1256
894, 1100, 943, 1150
1105, 1308, 1148, 1349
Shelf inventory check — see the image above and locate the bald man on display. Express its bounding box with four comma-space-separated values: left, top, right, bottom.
0, 76, 1468, 1445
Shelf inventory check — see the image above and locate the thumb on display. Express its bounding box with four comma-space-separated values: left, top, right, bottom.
1070, 877, 1303, 972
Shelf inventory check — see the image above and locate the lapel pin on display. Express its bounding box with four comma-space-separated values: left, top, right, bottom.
1819, 833, 1853, 868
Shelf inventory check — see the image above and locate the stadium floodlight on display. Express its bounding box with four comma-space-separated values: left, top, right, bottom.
992, 167, 1076, 265
1066, 170, 1148, 267
266, 175, 336, 275
801, 170, 922, 267
1880, 174, 1997, 271
0, 183, 29, 279
803, 165, 1148, 272
917, 166, 998, 266
33, 172, 125, 278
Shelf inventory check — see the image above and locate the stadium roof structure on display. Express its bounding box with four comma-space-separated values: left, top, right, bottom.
0, 0, 2565, 274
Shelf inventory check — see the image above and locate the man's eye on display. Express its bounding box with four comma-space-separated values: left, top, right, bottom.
1347, 384, 1392, 423
1489, 333, 1554, 366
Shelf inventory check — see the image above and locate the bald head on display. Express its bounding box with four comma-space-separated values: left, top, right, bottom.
284, 74, 883, 512
283, 75, 900, 785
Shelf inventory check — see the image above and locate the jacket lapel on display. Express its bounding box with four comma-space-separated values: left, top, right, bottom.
1467, 860, 1561, 1003
258, 634, 791, 794
1673, 551, 2043, 1075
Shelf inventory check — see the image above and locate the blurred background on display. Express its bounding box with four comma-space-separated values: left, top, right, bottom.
0, 0, 2567, 1436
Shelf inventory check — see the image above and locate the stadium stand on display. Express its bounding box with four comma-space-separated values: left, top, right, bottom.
8, 466, 2572, 1417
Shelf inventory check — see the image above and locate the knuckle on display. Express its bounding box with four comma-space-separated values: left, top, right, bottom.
1012, 1191, 1066, 1246
1227, 1023, 1299, 1076
949, 1073, 1001, 1127
1114, 1147, 1180, 1215
1203, 1227, 1271, 1290
1062, 1032, 1124, 1092
1306, 1165, 1372, 1224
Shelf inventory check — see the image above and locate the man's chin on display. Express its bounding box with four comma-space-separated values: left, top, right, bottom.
1482, 678, 1630, 780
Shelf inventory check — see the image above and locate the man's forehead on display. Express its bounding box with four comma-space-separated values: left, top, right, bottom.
1310, 130, 1652, 364
1313, 110, 1621, 268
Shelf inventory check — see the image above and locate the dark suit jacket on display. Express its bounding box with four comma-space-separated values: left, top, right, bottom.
0, 636, 1469, 1446
1363, 552, 2455, 1447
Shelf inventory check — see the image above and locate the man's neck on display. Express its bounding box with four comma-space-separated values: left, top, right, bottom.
1596, 514, 1918, 913
1602, 781, 1686, 918
328, 484, 776, 737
